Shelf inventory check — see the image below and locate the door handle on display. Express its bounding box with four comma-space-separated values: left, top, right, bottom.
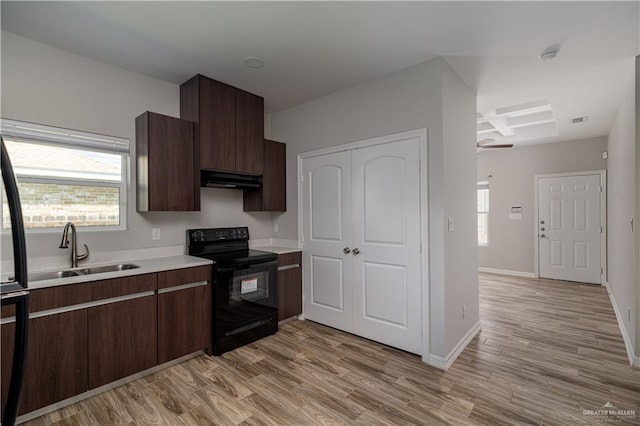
352, 248, 360, 255
540, 234, 546, 238
343, 247, 351, 254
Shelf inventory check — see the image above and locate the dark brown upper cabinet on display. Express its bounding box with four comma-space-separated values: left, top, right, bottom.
243, 139, 286, 212
136, 111, 199, 211
180, 74, 264, 175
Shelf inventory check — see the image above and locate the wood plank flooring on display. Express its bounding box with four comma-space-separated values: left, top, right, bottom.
22, 273, 640, 425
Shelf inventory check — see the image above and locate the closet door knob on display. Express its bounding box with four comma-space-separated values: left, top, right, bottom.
343, 247, 351, 254
352, 248, 360, 255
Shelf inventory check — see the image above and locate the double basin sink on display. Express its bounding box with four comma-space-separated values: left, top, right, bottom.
27, 263, 140, 282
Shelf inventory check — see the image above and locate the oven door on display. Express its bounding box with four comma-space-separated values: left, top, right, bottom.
213, 259, 278, 332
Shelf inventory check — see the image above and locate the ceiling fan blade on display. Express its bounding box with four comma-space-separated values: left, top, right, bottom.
479, 144, 514, 149
476, 138, 495, 147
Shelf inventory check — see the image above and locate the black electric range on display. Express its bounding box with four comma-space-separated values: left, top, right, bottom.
187, 227, 278, 355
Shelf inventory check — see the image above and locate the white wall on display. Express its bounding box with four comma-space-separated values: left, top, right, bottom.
635, 55, 640, 361
441, 61, 479, 353
0, 31, 273, 263
270, 57, 479, 360
607, 58, 636, 361
477, 137, 608, 274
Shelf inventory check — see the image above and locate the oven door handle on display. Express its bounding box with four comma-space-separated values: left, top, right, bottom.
215, 260, 278, 273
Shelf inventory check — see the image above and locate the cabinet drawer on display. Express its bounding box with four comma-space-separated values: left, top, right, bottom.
89, 273, 157, 301
29, 273, 157, 313
29, 283, 91, 313
157, 265, 211, 290
278, 252, 301, 268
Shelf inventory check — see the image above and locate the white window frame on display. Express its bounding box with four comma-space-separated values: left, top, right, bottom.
1, 118, 129, 233
477, 181, 489, 247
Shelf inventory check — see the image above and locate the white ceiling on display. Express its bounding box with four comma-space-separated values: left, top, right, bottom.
1, 2, 638, 146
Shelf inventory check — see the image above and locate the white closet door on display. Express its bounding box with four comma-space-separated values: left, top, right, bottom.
351, 137, 422, 354
302, 151, 354, 332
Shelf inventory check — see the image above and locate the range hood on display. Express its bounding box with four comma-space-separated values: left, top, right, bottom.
201, 170, 261, 189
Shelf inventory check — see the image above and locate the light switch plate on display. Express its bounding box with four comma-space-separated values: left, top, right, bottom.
152, 228, 161, 241
447, 218, 454, 232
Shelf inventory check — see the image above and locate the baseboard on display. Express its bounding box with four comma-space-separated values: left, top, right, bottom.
603, 281, 636, 366
478, 267, 536, 278
426, 321, 481, 370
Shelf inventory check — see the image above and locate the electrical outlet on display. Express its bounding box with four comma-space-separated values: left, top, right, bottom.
152, 228, 161, 241
628, 307, 632, 322
448, 218, 454, 232
463, 304, 467, 319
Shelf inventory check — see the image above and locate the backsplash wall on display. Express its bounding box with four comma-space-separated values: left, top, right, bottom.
0, 31, 274, 264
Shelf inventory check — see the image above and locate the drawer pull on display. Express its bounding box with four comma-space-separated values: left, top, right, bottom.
1, 291, 156, 324
158, 281, 208, 294
278, 264, 300, 271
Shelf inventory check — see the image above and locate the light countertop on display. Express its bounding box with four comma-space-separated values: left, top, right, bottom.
253, 245, 302, 255
25, 255, 212, 290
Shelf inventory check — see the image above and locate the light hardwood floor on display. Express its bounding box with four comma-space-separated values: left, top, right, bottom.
23, 273, 640, 425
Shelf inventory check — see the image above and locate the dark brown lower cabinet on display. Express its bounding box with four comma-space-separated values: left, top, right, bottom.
158, 283, 211, 363
1, 266, 210, 416
88, 295, 157, 389
278, 252, 302, 321
1, 310, 88, 415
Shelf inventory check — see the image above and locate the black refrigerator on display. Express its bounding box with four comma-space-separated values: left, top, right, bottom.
1, 135, 29, 426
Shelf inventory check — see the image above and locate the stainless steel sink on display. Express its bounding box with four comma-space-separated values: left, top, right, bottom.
75, 264, 140, 275
26, 263, 140, 282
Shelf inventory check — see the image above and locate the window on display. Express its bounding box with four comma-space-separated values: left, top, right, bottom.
1, 119, 129, 231
477, 181, 489, 246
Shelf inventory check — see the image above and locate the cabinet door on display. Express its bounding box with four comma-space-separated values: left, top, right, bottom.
158, 266, 211, 363
88, 295, 157, 389
1, 310, 88, 414
200, 77, 236, 171
136, 112, 198, 211
235, 89, 264, 175
243, 139, 286, 212
158, 283, 211, 363
278, 252, 302, 321
137, 112, 197, 211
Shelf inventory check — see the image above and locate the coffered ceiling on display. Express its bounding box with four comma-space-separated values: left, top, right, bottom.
1, 1, 638, 147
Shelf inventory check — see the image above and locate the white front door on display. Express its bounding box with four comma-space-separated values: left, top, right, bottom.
538, 174, 602, 284
301, 135, 423, 354
302, 151, 353, 332
351, 138, 422, 354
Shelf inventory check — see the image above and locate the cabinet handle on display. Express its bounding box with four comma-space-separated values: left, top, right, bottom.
2, 291, 156, 324
277, 264, 300, 271
158, 280, 208, 294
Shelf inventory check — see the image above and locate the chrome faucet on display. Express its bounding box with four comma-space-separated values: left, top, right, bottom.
59, 222, 89, 268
